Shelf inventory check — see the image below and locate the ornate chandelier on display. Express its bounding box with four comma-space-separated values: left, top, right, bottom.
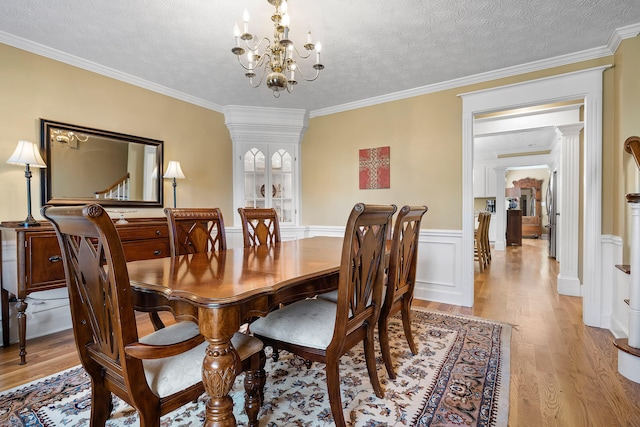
231, 0, 324, 97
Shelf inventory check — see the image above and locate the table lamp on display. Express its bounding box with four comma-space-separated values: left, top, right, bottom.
163, 160, 185, 208
7, 140, 48, 227
505, 187, 521, 210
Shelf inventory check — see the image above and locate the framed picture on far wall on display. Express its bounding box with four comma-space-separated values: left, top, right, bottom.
359, 146, 390, 189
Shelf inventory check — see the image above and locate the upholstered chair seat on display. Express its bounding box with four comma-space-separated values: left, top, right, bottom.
139, 321, 262, 398
251, 298, 337, 349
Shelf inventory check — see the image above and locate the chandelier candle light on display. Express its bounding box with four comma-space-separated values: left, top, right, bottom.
232, 0, 324, 96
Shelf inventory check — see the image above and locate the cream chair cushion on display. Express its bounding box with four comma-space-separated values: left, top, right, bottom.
140, 321, 261, 397
250, 299, 337, 350
315, 290, 338, 302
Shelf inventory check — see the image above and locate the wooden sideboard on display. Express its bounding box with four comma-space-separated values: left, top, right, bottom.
506, 209, 522, 246
1, 217, 170, 364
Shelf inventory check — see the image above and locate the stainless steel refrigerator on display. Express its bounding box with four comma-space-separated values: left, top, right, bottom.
546, 170, 557, 258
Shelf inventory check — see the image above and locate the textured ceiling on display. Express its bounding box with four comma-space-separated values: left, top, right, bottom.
1, 0, 639, 115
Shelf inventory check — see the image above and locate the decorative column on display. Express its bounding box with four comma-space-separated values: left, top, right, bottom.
493, 166, 507, 251
555, 124, 583, 296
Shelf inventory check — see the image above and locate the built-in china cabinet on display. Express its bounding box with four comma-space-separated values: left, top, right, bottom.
224, 106, 307, 226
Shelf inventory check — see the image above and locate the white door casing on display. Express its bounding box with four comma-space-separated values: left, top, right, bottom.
460, 66, 609, 326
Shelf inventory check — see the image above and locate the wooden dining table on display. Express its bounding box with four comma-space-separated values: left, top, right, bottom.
126, 236, 344, 427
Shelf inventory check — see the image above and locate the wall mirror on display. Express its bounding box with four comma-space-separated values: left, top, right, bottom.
40, 119, 164, 208
519, 188, 537, 216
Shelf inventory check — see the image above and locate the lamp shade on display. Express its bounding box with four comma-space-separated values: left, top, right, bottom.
505, 187, 521, 198
163, 161, 185, 179
7, 140, 47, 168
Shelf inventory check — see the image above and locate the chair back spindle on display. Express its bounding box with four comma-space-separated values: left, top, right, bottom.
238, 208, 281, 247
165, 208, 226, 256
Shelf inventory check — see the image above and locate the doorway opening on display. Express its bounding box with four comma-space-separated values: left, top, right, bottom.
461, 66, 608, 327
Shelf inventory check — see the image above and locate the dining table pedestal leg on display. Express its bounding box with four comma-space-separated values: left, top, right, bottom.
200, 309, 242, 427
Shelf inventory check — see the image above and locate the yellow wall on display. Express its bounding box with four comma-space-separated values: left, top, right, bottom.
615, 36, 640, 260
0, 43, 233, 223
302, 56, 614, 230
1, 37, 638, 248
302, 91, 462, 228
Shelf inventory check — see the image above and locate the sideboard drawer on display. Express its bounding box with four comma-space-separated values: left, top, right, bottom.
118, 225, 169, 241
122, 239, 171, 262
24, 232, 65, 292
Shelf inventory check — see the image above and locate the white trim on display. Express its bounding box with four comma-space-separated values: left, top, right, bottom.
602, 234, 624, 336
555, 124, 584, 296
618, 350, 640, 383
310, 24, 640, 118
2, 24, 638, 118
460, 66, 609, 327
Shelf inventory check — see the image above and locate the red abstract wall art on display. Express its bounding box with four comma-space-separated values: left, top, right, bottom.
359, 146, 390, 189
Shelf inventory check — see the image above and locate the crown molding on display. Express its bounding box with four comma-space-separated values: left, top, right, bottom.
0, 30, 224, 113
309, 23, 640, 118
223, 105, 309, 144
3, 21, 639, 119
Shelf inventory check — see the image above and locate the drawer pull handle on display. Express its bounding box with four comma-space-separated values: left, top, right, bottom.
155, 230, 161, 235
49, 255, 62, 263
153, 250, 162, 256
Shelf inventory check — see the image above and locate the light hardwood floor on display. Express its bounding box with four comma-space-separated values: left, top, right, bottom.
2, 239, 640, 426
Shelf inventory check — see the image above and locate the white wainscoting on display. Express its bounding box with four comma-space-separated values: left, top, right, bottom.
602, 234, 629, 338
413, 230, 465, 306
305, 226, 466, 306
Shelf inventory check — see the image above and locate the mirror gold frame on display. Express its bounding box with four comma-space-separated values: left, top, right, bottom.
40, 119, 164, 208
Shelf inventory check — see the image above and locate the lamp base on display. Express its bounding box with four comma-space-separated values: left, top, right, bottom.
18, 221, 41, 227
19, 215, 42, 227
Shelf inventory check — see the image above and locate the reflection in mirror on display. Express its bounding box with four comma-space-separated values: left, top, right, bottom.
520, 188, 536, 216
41, 119, 164, 207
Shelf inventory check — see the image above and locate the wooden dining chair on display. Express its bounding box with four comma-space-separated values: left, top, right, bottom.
42, 204, 266, 427
250, 203, 396, 427
475, 212, 490, 271
164, 207, 227, 256
378, 205, 428, 379
139, 208, 228, 330
237, 207, 281, 247
482, 211, 492, 265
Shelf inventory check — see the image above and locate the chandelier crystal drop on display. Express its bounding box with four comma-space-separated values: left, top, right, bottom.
231, 0, 324, 97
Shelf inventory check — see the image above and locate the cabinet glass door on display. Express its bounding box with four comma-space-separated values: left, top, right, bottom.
271, 148, 293, 223
241, 146, 296, 224
243, 148, 266, 208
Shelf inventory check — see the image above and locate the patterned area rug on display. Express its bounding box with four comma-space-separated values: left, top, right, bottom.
0, 308, 510, 426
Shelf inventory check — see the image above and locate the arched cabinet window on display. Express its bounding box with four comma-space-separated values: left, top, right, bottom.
241, 145, 296, 224
271, 148, 294, 223
243, 147, 266, 208
225, 105, 307, 228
